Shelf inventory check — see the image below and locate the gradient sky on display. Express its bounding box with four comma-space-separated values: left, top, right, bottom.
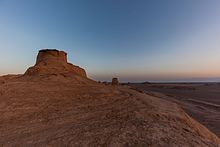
0, 0, 220, 82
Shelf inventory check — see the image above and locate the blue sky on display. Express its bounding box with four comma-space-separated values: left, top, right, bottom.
0, 0, 220, 82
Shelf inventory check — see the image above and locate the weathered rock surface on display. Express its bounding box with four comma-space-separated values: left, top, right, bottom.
24, 49, 87, 78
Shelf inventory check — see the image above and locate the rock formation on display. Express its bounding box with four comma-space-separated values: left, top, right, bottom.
111, 77, 119, 85
24, 49, 87, 78
0, 49, 220, 146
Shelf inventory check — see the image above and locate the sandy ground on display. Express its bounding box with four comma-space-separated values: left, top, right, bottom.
0, 75, 220, 146
129, 83, 220, 138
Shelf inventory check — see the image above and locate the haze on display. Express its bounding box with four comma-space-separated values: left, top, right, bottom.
0, 0, 220, 82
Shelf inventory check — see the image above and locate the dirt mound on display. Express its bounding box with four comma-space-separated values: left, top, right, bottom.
24, 49, 87, 78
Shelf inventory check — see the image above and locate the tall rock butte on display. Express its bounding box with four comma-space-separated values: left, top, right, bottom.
24, 49, 87, 77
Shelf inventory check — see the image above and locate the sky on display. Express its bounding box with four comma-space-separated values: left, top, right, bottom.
0, 0, 220, 82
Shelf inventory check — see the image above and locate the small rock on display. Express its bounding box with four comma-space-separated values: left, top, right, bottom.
111, 78, 119, 85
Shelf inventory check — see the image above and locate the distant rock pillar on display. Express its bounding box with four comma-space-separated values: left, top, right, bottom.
111, 78, 119, 85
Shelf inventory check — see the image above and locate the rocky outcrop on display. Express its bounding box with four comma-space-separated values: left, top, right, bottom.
24, 49, 87, 78
36, 49, 67, 65
111, 78, 119, 85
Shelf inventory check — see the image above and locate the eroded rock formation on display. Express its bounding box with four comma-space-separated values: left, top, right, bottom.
24, 49, 87, 77
111, 77, 119, 85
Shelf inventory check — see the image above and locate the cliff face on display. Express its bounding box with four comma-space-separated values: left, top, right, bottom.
36, 49, 67, 65
24, 49, 87, 78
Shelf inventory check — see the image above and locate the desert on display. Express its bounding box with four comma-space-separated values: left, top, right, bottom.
1, 1, 220, 146
0, 49, 220, 146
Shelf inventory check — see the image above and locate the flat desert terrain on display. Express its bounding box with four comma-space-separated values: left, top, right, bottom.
129, 83, 220, 138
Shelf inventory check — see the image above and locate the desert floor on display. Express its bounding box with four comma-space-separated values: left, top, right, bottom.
1, 75, 220, 146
